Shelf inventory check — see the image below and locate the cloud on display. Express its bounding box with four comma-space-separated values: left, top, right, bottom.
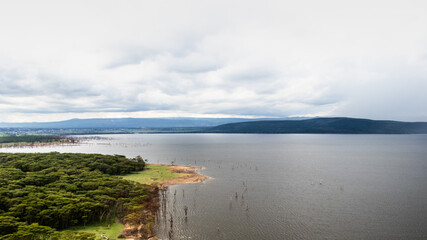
0, 0, 426, 122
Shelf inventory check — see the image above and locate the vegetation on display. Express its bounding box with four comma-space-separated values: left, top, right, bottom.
208, 117, 427, 134
0, 135, 63, 144
65, 222, 124, 240
0, 152, 153, 240
121, 164, 181, 185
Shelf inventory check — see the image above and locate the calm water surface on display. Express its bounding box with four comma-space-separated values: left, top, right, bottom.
2, 134, 427, 239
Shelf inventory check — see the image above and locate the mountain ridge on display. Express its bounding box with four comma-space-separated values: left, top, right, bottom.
207, 117, 427, 134
2, 117, 427, 134
0, 117, 304, 129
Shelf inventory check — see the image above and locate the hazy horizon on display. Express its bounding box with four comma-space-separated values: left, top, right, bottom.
2, 116, 427, 126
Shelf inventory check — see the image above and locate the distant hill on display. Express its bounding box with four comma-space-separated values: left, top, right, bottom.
208, 117, 427, 134
3, 117, 424, 134
0, 117, 304, 129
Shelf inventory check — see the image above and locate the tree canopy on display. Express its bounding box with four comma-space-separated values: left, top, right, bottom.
0, 152, 150, 240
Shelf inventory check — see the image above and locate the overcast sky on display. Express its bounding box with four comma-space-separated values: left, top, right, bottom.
1, 0, 426, 122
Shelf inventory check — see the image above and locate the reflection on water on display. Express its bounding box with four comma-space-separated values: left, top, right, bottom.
2, 134, 427, 239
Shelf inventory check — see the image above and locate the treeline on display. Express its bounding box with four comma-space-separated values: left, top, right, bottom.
0, 135, 63, 144
0, 152, 150, 240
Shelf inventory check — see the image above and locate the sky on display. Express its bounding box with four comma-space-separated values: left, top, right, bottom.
0, 0, 426, 123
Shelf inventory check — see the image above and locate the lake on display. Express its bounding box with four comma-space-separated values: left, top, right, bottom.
2, 134, 427, 239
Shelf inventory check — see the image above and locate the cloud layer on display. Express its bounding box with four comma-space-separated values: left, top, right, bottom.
1, 0, 426, 122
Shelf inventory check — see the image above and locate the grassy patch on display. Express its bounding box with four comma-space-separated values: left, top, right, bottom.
121, 164, 182, 184
65, 222, 124, 240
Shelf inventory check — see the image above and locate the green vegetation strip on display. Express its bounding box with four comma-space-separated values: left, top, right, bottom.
0, 135, 62, 144
65, 222, 124, 240
121, 164, 181, 184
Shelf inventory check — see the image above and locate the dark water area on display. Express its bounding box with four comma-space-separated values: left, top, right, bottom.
2, 134, 427, 239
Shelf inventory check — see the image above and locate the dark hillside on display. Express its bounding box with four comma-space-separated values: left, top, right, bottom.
208, 117, 427, 134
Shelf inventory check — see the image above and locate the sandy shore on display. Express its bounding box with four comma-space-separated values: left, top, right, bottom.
150, 164, 211, 188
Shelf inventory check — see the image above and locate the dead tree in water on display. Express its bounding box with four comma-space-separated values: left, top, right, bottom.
169, 214, 173, 228
184, 205, 188, 217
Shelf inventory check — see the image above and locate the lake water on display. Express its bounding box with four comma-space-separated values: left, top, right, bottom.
2, 134, 427, 239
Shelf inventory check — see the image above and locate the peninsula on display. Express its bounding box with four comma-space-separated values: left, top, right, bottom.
0, 152, 209, 240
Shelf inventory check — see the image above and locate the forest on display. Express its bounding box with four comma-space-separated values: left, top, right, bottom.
0, 135, 64, 144
0, 152, 153, 240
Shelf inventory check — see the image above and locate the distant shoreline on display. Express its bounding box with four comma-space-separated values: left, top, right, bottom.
2, 117, 427, 135
0, 138, 79, 148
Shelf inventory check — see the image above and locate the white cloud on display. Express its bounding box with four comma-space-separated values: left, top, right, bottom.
0, 0, 426, 122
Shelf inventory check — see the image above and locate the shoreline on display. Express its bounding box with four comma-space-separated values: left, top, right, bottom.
148, 164, 211, 188
0, 138, 79, 148
0, 142, 75, 148
122, 164, 210, 240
